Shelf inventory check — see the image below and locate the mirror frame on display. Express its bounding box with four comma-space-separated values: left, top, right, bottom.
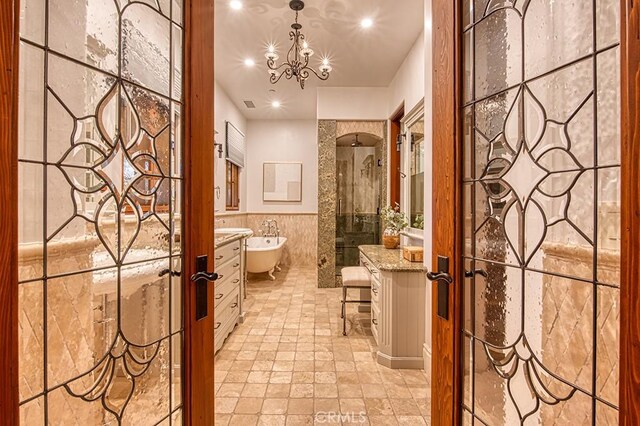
400, 102, 425, 237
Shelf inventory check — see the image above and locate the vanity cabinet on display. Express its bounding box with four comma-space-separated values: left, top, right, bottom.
214, 237, 245, 353
359, 245, 426, 369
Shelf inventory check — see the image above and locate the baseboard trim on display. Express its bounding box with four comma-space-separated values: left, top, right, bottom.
377, 351, 424, 370
423, 343, 432, 377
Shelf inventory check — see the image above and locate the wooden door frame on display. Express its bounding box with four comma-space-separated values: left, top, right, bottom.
619, 0, 640, 423
0, 0, 20, 423
430, 0, 462, 424
430, 0, 640, 424
0, 0, 217, 423
389, 106, 404, 208
177, 0, 218, 423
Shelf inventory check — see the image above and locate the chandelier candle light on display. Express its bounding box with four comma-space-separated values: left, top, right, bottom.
265, 0, 332, 89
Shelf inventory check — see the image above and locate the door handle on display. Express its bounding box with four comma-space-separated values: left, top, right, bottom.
465, 269, 488, 279
192, 255, 218, 321
427, 271, 453, 284
190, 271, 219, 282
426, 255, 452, 320
159, 269, 181, 277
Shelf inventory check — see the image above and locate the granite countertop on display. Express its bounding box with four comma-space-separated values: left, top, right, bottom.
214, 232, 245, 248
359, 245, 426, 272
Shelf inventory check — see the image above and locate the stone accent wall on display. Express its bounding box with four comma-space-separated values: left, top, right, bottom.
246, 214, 317, 268
217, 212, 318, 268
317, 120, 338, 288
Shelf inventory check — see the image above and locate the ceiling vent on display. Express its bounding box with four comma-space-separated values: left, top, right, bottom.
243, 100, 256, 109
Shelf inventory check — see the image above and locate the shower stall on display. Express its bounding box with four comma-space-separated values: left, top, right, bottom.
335, 133, 383, 276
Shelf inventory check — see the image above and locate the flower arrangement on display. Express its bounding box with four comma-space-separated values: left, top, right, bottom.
380, 204, 408, 249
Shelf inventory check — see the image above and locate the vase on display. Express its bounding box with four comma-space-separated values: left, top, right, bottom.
382, 229, 400, 249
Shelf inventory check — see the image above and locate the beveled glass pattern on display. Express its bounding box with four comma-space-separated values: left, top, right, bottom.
462, 0, 620, 424
18, 0, 184, 424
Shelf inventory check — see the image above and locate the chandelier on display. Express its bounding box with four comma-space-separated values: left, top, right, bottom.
265, 0, 332, 89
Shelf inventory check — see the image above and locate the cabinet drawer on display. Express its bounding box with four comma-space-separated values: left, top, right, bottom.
371, 304, 380, 344
215, 240, 242, 268
216, 255, 241, 284
214, 270, 241, 308
371, 278, 381, 305
215, 289, 240, 344
360, 254, 380, 279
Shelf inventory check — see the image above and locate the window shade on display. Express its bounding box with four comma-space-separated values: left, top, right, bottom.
225, 121, 245, 168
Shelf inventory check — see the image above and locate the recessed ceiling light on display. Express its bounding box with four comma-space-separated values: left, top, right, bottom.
360, 18, 373, 29
271, 100, 281, 108
244, 58, 255, 67
230, 0, 242, 10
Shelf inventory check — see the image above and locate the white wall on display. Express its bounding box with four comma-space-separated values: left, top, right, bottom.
388, 32, 426, 116
214, 81, 247, 213
317, 87, 389, 120
245, 119, 318, 213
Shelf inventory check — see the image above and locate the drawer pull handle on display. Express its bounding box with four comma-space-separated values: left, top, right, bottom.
233, 263, 240, 268
214, 322, 221, 330
233, 247, 240, 251
217, 274, 224, 280
215, 293, 224, 300
371, 288, 378, 295
231, 302, 238, 308
215, 255, 224, 261
233, 279, 240, 284
372, 319, 378, 326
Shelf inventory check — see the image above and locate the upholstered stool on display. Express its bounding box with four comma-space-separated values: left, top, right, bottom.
341, 266, 372, 336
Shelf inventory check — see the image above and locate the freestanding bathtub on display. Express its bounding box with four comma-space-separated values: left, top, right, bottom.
246, 237, 287, 280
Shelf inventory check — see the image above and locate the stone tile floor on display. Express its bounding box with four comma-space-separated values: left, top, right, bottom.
214, 267, 431, 425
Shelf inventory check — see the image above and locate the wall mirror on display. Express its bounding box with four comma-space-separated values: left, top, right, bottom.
263, 162, 302, 202
402, 105, 425, 232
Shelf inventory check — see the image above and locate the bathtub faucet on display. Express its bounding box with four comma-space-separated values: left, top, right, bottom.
261, 219, 280, 244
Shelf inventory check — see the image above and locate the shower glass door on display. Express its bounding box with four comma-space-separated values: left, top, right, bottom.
335, 139, 381, 275
462, 0, 620, 424
18, 0, 184, 423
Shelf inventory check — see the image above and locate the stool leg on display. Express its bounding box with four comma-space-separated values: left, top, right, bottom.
342, 286, 347, 336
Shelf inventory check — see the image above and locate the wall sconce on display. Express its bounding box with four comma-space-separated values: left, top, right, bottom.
396, 133, 406, 152
214, 129, 223, 159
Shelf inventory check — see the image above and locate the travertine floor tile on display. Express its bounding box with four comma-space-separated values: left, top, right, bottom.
215, 267, 432, 425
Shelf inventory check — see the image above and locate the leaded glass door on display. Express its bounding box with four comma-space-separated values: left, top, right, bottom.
461, 0, 621, 424
17, 0, 191, 423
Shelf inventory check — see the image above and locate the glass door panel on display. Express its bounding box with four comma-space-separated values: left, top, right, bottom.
461, 0, 620, 424
18, 0, 184, 424
335, 138, 381, 275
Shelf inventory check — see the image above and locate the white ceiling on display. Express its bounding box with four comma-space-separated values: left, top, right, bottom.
214, 0, 424, 120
